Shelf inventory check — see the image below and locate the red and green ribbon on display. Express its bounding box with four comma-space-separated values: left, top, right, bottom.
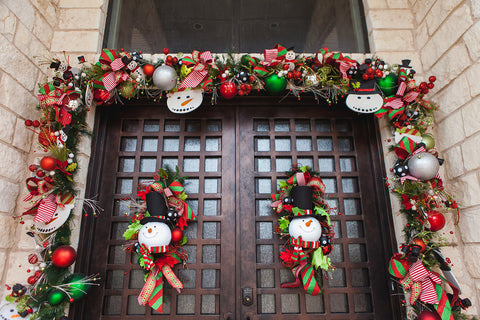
180, 50, 216, 89
281, 261, 321, 296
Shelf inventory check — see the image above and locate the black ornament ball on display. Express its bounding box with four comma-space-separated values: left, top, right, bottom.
319, 234, 330, 247
237, 70, 249, 83
347, 65, 358, 77
282, 197, 293, 205
405, 109, 420, 121
393, 162, 409, 177
166, 208, 178, 220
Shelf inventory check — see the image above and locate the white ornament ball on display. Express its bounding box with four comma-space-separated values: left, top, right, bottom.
138, 221, 172, 248
152, 65, 177, 90
407, 152, 439, 181
288, 217, 322, 242
304, 74, 319, 87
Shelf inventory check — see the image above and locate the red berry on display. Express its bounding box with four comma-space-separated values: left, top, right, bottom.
29, 164, 37, 172
32, 120, 40, 128
238, 89, 245, 96
246, 84, 252, 91
249, 75, 255, 82
166, 55, 173, 63
375, 69, 383, 78
429, 76, 436, 82
25, 120, 33, 126
240, 84, 247, 90
294, 70, 302, 78
362, 73, 369, 80
172, 57, 178, 64
287, 72, 293, 79
419, 82, 427, 90
422, 88, 429, 94
366, 67, 374, 75
427, 82, 434, 89
163, 48, 170, 55
283, 64, 289, 70
36, 170, 45, 177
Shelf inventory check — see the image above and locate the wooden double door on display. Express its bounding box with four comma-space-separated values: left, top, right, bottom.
74, 101, 398, 319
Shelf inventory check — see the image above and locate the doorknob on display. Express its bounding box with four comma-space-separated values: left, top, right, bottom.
242, 287, 253, 306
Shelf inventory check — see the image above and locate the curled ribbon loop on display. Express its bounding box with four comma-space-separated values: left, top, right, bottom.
94, 49, 132, 91
180, 51, 215, 89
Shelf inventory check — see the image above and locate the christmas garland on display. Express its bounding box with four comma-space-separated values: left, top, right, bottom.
122, 167, 195, 313
270, 166, 334, 296
3, 44, 474, 319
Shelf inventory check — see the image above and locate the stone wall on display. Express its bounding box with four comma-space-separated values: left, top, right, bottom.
0, 0, 107, 298
0, 0, 479, 317
365, 0, 480, 315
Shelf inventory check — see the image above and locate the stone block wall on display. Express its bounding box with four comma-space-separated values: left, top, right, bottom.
366, 0, 480, 315
0, 0, 107, 299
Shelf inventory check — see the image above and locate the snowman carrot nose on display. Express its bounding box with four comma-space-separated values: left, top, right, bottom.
148, 228, 153, 233
306, 220, 312, 227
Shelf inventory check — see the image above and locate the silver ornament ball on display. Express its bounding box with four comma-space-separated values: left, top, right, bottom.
407, 152, 439, 180
152, 65, 177, 90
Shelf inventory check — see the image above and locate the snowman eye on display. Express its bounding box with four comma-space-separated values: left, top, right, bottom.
177, 96, 181, 99
357, 96, 362, 99
186, 95, 191, 98
367, 96, 371, 99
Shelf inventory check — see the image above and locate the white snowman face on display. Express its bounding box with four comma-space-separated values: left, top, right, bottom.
345, 92, 383, 113
289, 217, 322, 242
35, 201, 74, 234
167, 89, 203, 113
0, 303, 29, 320
285, 51, 295, 60
138, 221, 172, 248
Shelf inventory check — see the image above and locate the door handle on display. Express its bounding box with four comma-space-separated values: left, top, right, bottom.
242, 287, 253, 306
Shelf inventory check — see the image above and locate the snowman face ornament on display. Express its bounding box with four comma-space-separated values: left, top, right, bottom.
35, 201, 74, 234
288, 217, 322, 242
345, 91, 383, 113
0, 303, 29, 320
138, 221, 172, 249
167, 89, 203, 114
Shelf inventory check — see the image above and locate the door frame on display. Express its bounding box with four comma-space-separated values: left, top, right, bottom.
71, 96, 402, 319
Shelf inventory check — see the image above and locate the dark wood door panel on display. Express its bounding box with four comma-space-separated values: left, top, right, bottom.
237, 106, 395, 319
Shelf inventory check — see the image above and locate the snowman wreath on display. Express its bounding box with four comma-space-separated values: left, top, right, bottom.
270, 166, 334, 296
123, 167, 195, 313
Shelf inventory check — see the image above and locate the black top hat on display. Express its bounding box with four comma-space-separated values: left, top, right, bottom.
350, 79, 381, 95
401, 59, 412, 68
141, 192, 168, 224
291, 186, 313, 211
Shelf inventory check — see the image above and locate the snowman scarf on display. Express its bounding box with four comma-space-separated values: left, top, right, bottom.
282, 237, 321, 296
138, 243, 169, 271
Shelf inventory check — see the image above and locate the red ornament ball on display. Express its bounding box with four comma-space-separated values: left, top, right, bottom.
24, 119, 33, 126
28, 253, 39, 264
171, 228, 184, 243
163, 48, 170, 55
427, 210, 446, 232
417, 310, 441, 320
27, 276, 37, 285
428, 76, 436, 83
40, 156, 57, 171
219, 81, 237, 99
411, 238, 427, 252
32, 120, 40, 128
36, 170, 45, 178
142, 64, 155, 77
52, 245, 77, 268
29, 164, 37, 172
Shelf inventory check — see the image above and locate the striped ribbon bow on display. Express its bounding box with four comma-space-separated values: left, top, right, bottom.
94, 49, 131, 91
252, 44, 287, 76
314, 47, 357, 79
138, 257, 184, 312
179, 51, 216, 89
375, 79, 419, 120
281, 259, 321, 296
38, 83, 80, 126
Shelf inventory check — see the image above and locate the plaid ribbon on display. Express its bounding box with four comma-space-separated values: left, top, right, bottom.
179, 51, 215, 89
94, 49, 131, 91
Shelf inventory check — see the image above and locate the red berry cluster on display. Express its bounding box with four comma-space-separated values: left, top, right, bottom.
24, 119, 40, 127
286, 70, 302, 80
237, 83, 253, 96
163, 48, 179, 66
419, 76, 436, 94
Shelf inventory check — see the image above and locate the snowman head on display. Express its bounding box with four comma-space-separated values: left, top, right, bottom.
288, 216, 322, 242
166, 89, 203, 113
0, 303, 29, 320
345, 79, 383, 113
138, 220, 172, 249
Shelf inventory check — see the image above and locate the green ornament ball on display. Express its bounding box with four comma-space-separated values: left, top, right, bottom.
48, 289, 66, 305
376, 73, 398, 97
65, 273, 90, 302
264, 74, 287, 95
421, 133, 435, 150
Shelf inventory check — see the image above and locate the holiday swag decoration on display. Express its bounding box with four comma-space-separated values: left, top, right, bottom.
123, 167, 195, 313
270, 166, 334, 296
4, 44, 472, 319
